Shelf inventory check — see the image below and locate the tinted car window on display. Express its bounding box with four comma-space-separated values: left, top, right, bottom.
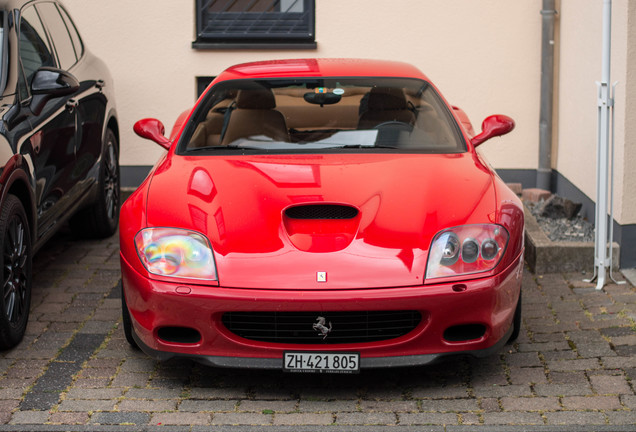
57, 4, 83, 60
36, 2, 77, 69
19, 6, 55, 97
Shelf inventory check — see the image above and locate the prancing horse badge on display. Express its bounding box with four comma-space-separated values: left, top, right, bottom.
317, 272, 327, 282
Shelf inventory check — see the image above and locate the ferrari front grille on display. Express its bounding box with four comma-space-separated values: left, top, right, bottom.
222, 311, 421, 345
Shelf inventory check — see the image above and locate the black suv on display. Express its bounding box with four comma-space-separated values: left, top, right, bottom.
0, 0, 119, 349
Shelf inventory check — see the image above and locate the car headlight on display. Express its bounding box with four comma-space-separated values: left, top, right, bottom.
134, 228, 217, 280
426, 224, 509, 279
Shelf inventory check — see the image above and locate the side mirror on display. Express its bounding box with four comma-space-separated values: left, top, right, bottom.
134, 118, 172, 150
471, 115, 515, 148
31, 67, 79, 96
29, 67, 80, 116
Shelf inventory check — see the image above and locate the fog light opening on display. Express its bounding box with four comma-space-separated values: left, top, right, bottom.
157, 326, 201, 344
443, 324, 486, 342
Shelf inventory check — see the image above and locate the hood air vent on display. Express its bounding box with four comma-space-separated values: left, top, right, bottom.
285, 204, 358, 220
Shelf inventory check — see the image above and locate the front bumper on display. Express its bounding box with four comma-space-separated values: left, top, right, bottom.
121, 252, 523, 369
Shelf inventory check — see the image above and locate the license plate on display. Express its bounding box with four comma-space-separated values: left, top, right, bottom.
283, 352, 360, 374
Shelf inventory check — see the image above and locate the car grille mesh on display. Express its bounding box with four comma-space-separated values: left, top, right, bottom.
285, 205, 358, 220
222, 311, 421, 345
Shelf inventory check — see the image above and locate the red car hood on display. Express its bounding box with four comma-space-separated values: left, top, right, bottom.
146, 153, 496, 289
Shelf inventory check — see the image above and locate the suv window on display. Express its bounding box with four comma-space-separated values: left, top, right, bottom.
36, 2, 77, 69
57, 5, 83, 60
18, 5, 55, 98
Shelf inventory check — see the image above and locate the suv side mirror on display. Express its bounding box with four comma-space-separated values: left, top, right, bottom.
31, 67, 79, 96
134, 118, 172, 150
471, 115, 515, 148
29, 67, 80, 116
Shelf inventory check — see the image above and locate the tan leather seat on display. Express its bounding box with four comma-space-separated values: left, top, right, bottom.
189, 109, 225, 148
357, 87, 416, 130
221, 88, 289, 145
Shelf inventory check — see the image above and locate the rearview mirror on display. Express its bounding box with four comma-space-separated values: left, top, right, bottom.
471, 115, 515, 148
134, 118, 172, 150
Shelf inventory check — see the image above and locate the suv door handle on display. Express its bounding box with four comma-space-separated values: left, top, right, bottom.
66, 99, 78, 112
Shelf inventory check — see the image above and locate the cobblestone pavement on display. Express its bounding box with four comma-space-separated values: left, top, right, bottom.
1, 227, 635, 432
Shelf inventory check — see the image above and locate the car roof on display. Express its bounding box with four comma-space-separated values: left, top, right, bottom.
215, 58, 430, 82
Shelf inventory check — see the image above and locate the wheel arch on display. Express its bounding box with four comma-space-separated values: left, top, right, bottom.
1, 168, 36, 245
105, 112, 120, 152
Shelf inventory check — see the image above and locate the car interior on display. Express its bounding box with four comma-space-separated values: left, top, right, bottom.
186, 81, 463, 152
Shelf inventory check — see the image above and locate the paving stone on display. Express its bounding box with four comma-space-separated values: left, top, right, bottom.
58, 399, 116, 412
211, 412, 273, 425
398, 412, 458, 425
547, 358, 601, 371
420, 398, 479, 412
412, 386, 469, 399
533, 383, 592, 396
237, 400, 297, 413
621, 394, 636, 408
189, 387, 248, 399
358, 400, 416, 412
508, 367, 548, 385
48, 412, 90, 425
19, 390, 61, 411
589, 374, 633, 395
479, 397, 501, 412
117, 399, 178, 412
500, 396, 559, 411
550, 370, 588, 384
91, 411, 151, 425
471, 384, 532, 398
124, 388, 183, 399
544, 411, 607, 425
561, 395, 622, 410
606, 410, 636, 425
9, 410, 49, 424
603, 356, 636, 369
482, 412, 544, 425
273, 412, 334, 425
152, 412, 210, 425
504, 352, 542, 368
335, 411, 396, 425
71, 377, 111, 389
178, 399, 238, 412
110, 372, 151, 388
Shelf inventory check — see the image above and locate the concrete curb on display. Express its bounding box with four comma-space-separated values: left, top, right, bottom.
523, 206, 619, 274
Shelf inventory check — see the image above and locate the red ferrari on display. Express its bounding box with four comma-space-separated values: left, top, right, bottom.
120, 58, 523, 373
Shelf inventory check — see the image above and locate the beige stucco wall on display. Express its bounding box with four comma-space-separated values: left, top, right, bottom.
62, 0, 541, 171
557, 0, 634, 225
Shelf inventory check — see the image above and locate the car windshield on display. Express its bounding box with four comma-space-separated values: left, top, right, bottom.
180, 78, 465, 154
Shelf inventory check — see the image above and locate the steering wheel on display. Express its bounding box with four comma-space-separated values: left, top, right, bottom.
372, 121, 414, 132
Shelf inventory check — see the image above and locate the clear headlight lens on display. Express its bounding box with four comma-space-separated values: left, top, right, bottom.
426, 224, 509, 280
134, 228, 217, 280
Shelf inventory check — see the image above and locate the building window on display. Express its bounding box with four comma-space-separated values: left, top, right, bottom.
197, 76, 215, 97
194, 0, 316, 49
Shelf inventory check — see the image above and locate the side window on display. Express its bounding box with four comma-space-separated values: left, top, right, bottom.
57, 5, 84, 60
36, 2, 77, 70
18, 6, 55, 99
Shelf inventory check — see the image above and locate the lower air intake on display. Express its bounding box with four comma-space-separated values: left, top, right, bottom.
222, 310, 421, 344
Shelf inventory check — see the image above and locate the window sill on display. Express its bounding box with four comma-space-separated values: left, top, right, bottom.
192, 41, 317, 50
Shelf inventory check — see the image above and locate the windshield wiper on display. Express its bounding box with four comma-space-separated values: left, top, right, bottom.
186, 145, 264, 152
327, 144, 400, 149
